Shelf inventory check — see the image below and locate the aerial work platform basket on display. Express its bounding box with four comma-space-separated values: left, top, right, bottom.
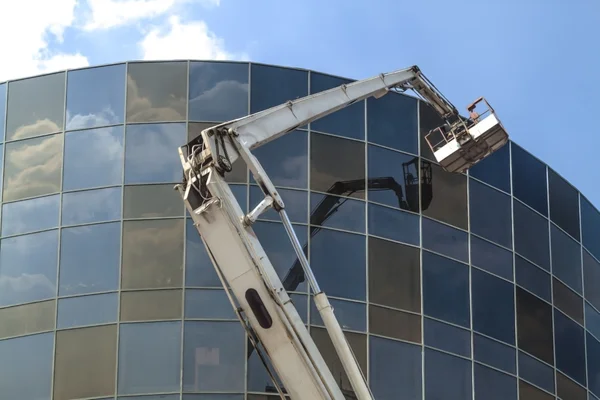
425, 97, 508, 173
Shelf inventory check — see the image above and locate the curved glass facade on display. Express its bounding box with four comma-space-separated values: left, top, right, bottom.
0, 60, 599, 400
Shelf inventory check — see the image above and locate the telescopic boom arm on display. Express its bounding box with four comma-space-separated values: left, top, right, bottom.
176, 65, 508, 400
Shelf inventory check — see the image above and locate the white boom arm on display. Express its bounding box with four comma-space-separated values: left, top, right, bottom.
176, 65, 508, 400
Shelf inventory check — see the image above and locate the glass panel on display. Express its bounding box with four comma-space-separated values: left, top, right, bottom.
59, 222, 121, 296
422, 217, 468, 262
310, 298, 366, 331
419, 101, 444, 162
368, 237, 420, 312
310, 72, 364, 140
422, 160, 468, 229
369, 305, 421, 343
516, 287, 554, 365
587, 302, 600, 341
62, 187, 122, 226
250, 64, 307, 113
246, 341, 285, 393
0, 300, 55, 339
122, 219, 184, 289
120, 289, 182, 321
519, 350, 555, 394
473, 333, 516, 374
519, 379, 554, 400
424, 317, 471, 357
369, 335, 422, 400
3, 133, 63, 202
368, 145, 420, 212
584, 250, 600, 310
554, 309, 586, 386
557, 371, 587, 400
472, 268, 515, 344
185, 289, 236, 319
2, 194, 59, 236
183, 321, 245, 392
469, 179, 512, 248
0, 83, 5, 139
512, 142, 548, 216
310, 192, 364, 233
252, 129, 307, 188
552, 224, 582, 293
66, 64, 126, 130
184, 396, 243, 400
0, 230, 58, 306
291, 293, 308, 324
118, 321, 182, 394
54, 325, 117, 400
124, 184, 183, 218
0, 332, 54, 400
581, 196, 600, 261
425, 348, 472, 400
249, 186, 307, 223
126, 61, 186, 122
185, 219, 220, 287
57, 293, 118, 329
6, 72, 65, 140
368, 92, 417, 154
548, 168, 580, 240
310, 229, 365, 300
423, 251, 470, 327
368, 203, 420, 246
189, 61, 249, 122
587, 333, 600, 397
474, 363, 517, 400
124, 123, 187, 184
469, 141, 511, 193
514, 199, 550, 270
471, 235, 513, 280
64, 126, 124, 190
553, 278, 584, 325
515, 255, 551, 302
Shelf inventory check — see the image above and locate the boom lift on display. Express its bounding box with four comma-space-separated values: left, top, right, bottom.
176, 65, 508, 400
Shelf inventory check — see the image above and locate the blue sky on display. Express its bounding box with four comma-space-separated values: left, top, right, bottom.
2, 0, 600, 207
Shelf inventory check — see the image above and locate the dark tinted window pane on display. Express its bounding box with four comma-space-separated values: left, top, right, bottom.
3, 133, 63, 202
311, 132, 365, 198
185, 219, 220, 287
515, 255, 551, 302
64, 126, 124, 190
62, 187, 122, 226
549, 168, 580, 240
118, 321, 181, 394
124, 184, 183, 218
368, 145, 420, 212
368, 93, 418, 154
419, 101, 444, 161
587, 333, 600, 397
469, 179, 512, 248
553, 278, 584, 325
185, 289, 236, 320
469, 142, 511, 193
311, 229, 365, 300
183, 321, 245, 392
0, 84, 5, 139
514, 200, 550, 270
472, 268, 515, 344
552, 224, 582, 293
473, 333, 516, 374
512, 143, 548, 216
6, 72, 65, 140
122, 219, 184, 289
311, 72, 364, 140
189, 61, 248, 122
423, 251, 470, 327
422, 161, 468, 229
311, 298, 366, 331
2, 194, 59, 236
518, 351, 555, 394
516, 287, 554, 365
425, 348, 472, 400
252, 129, 307, 188
369, 336, 422, 400
0, 332, 54, 400
127, 61, 186, 122
66, 64, 126, 130
587, 302, 600, 341
0, 300, 55, 339
471, 235, 513, 280
183, 396, 243, 400
422, 217, 468, 262
368, 203, 420, 246
310, 193, 364, 233
557, 371, 586, 400
368, 237, 420, 312
585, 250, 600, 310
54, 325, 117, 400
59, 223, 121, 296
125, 123, 186, 184
519, 379, 554, 400
424, 318, 471, 357
249, 186, 306, 223
581, 196, 600, 261
0, 230, 58, 306
292, 293, 308, 324
250, 64, 307, 113
369, 305, 421, 343
555, 309, 586, 385
120, 289, 182, 321
57, 293, 118, 329
474, 363, 517, 400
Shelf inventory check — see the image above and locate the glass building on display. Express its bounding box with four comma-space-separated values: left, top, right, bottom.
0, 60, 599, 400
